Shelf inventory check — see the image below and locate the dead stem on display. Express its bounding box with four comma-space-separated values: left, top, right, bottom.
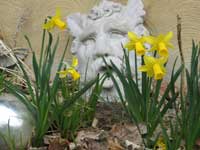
177, 15, 186, 94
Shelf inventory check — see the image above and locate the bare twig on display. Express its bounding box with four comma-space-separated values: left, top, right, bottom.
177, 15, 186, 93
177, 15, 185, 64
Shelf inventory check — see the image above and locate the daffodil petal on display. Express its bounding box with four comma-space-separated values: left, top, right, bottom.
72, 71, 80, 81
135, 42, 146, 56
128, 32, 138, 41
146, 70, 154, 77
167, 43, 174, 49
139, 66, 148, 72
157, 34, 164, 42
53, 18, 66, 29
143, 56, 156, 66
55, 8, 61, 18
139, 66, 153, 77
149, 45, 157, 52
44, 8, 67, 31
154, 137, 167, 150
158, 57, 168, 65
144, 36, 155, 44
72, 57, 78, 67
67, 69, 80, 81
159, 49, 168, 57
164, 31, 173, 42
43, 20, 54, 30
57, 70, 68, 78
125, 42, 135, 51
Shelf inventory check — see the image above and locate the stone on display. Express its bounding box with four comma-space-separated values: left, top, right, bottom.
67, 0, 149, 101
0, 93, 34, 148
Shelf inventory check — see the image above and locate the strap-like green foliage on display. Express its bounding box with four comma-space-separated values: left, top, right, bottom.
4, 28, 99, 147
179, 41, 200, 150
104, 47, 183, 147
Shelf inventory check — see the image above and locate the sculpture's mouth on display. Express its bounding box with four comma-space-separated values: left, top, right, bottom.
93, 56, 122, 91
99, 65, 113, 72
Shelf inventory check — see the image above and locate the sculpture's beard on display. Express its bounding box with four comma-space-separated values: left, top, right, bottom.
99, 74, 123, 102
79, 56, 124, 101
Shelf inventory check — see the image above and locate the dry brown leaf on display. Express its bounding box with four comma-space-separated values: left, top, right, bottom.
108, 138, 124, 150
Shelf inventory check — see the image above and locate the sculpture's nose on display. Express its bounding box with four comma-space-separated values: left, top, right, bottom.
94, 36, 111, 58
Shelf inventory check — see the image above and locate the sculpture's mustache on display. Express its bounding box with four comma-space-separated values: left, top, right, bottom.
93, 56, 123, 73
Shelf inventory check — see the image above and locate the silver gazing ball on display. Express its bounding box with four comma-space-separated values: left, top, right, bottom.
0, 94, 34, 148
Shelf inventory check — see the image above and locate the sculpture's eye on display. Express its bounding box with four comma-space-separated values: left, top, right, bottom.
109, 29, 126, 39
82, 34, 96, 46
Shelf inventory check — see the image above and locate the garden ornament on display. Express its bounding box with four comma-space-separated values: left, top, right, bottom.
0, 94, 34, 148
67, 0, 148, 101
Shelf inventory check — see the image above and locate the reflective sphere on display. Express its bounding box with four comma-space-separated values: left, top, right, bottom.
0, 94, 34, 148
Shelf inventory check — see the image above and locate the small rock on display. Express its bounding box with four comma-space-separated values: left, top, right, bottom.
125, 140, 141, 150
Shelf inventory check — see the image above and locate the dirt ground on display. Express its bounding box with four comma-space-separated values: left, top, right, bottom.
46, 102, 144, 150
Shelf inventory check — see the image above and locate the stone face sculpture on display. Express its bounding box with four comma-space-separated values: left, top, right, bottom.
67, 0, 148, 101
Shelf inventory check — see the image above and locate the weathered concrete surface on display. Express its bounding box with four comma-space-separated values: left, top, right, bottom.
1, 0, 200, 74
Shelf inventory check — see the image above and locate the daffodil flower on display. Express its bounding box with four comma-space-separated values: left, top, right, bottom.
154, 137, 167, 150
66, 68, 80, 81
57, 57, 80, 81
71, 56, 78, 68
139, 56, 167, 80
43, 8, 67, 30
145, 32, 174, 57
58, 70, 68, 79
125, 32, 146, 56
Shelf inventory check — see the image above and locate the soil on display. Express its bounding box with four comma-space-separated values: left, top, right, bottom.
47, 102, 144, 150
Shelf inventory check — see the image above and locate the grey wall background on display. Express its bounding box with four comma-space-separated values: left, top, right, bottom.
0, 0, 200, 79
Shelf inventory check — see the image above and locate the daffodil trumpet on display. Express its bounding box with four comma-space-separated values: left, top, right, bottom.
145, 31, 174, 57
125, 32, 147, 56
139, 56, 167, 80
153, 63, 165, 80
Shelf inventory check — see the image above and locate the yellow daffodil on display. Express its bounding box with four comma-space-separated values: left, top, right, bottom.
145, 32, 174, 57
125, 32, 146, 56
154, 137, 167, 150
139, 56, 167, 80
58, 69, 80, 81
71, 56, 78, 68
58, 70, 68, 78
67, 68, 80, 81
43, 8, 67, 30
57, 57, 80, 81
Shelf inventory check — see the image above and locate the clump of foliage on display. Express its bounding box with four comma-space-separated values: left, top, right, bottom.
4, 8, 102, 148
160, 42, 200, 150
105, 31, 183, 148
0, 71, 5, 95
